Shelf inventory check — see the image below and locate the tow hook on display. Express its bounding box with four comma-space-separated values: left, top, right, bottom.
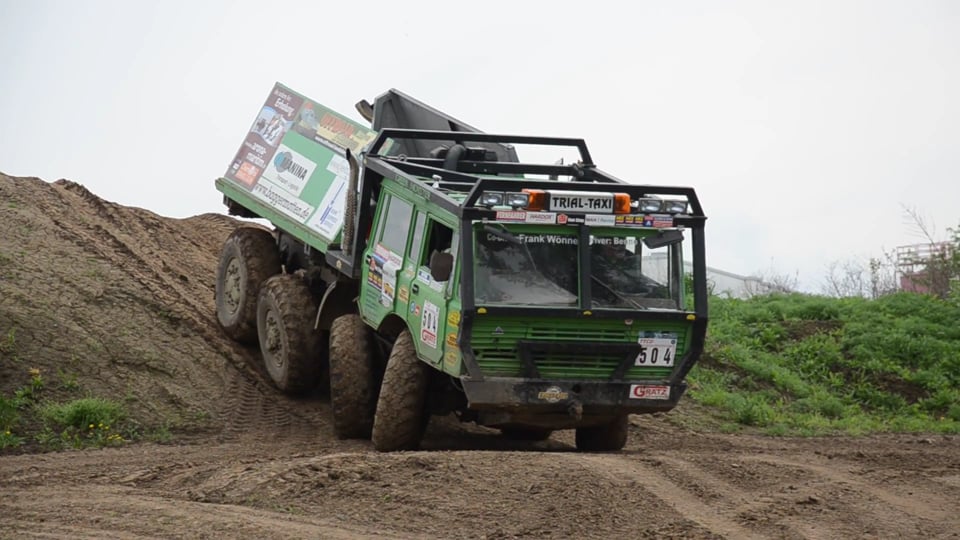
567, 399, 583, 421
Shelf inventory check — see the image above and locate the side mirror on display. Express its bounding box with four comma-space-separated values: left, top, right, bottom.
429, 251, 454, 282
643, 230, 684, 249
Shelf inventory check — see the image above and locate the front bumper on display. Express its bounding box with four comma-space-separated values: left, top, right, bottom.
462, 377, 686, 416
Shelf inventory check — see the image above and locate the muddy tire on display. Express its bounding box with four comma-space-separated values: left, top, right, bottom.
372, 330, 430, 452
215, 227, 281, 344
328, 314, 377, 439
256, 274, 321, 395
500, 427, 554, 441
575, 414, 629, 452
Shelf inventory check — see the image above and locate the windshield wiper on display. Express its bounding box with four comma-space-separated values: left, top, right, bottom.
591, 275, 646, 310
483, 224, 521, 244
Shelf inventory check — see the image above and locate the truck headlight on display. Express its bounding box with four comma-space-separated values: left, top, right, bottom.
479, 191, 505, 207
662, 200, 688, 214
637, 198, 662, 213
505, 192, 530, 209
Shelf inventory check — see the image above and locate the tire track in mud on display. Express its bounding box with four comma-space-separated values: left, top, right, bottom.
564, 453, 765, 539
740, 454, 957, 523
218, 363, 329, 440
5, 484, 407, 540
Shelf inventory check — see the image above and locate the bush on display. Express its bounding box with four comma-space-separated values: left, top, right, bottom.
686, 292, 960, 435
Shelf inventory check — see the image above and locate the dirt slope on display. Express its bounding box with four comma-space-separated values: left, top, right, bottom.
1, 173, 958, 539
0, 173, 326, 438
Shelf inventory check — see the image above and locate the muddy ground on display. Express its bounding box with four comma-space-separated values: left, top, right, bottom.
1, 174, 958, 539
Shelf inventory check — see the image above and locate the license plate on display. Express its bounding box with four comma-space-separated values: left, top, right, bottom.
635, 337, 677, 366
548, 192, 614, 213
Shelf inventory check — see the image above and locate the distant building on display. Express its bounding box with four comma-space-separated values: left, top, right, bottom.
643, 253, 774, 299
895, 242, 955, 295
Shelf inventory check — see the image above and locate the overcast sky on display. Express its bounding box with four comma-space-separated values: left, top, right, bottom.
1, 0, 957, 291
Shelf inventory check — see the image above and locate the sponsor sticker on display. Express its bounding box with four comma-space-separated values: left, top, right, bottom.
557, 214, 569, 225
495, 210, 526, 222
447, 311, 461, 327
443, 350, 460, 370
261, 143, 316, 197
380, 261, 398, 307
420, 301, 440, 348
538, 386, 569, 403
398, 286, 409, 303
524, 211, 557, 224
629, 384, 671, 400
584, 214, 616, 226
445, 333, 458, 348
644, 214, 674, 228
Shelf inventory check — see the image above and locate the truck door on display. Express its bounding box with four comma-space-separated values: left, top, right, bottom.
359, 193, 412, 326
407, 217, 457, 367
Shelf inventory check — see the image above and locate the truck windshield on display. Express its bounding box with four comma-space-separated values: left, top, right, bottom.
589, 235, 680, 310
473, 226, 684, 310
474, 226, 578, 306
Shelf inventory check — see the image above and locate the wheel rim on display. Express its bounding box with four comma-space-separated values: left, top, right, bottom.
263, 308, 285, 371
223, 257, 243, 315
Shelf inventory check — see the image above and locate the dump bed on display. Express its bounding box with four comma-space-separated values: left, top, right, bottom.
216, 83, 517, 256
216, 83, 376, 253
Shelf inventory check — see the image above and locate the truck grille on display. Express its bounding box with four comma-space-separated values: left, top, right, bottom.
470, 319, 685, 380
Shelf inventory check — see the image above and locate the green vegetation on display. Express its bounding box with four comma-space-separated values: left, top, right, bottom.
686, 292, 960, 435
36, 397, 129, 449
0, 355, 135, 451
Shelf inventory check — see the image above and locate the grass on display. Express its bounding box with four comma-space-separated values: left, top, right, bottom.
0, 362, 137, 452
685, 292, 960, 435
35, 398, 130, 449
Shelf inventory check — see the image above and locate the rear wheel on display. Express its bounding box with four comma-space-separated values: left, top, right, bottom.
372, 330, 430, 452
575, 414, 629, 452
256, 274, 322, 395
215, 227, 280, 343
328, 314, 377, 439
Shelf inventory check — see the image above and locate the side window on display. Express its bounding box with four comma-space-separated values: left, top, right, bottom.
408, 212, 427, 261
378, 196, 413, 254
447, 230, 460, 294
421, 219, 454, 266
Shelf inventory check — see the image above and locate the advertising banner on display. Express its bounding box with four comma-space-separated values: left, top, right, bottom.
224, 83, 377, 243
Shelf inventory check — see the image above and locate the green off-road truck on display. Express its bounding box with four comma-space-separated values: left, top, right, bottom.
214, 83, 708, 451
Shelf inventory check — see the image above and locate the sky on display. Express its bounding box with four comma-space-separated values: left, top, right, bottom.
1, 0, 958, 291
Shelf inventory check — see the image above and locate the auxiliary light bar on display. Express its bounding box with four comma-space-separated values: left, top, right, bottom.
474, 189, 689, 215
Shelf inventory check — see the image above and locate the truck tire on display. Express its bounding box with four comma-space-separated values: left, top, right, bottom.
575, 414, 629, 452
371, 330, 430, 452
256, 274, 321, 395
500, 427, 554, 441
328, 314, 376, 439
215, 227, 281, 344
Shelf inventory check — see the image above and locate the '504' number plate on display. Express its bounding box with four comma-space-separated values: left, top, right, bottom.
635, 337, 677, 366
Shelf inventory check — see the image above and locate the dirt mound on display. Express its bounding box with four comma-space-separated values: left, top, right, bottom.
0, 173, 325, 441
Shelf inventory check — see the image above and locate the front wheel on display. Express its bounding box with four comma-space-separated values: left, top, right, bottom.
575, 414, 629, 452
371, 330, 430, 452
256, 274, 322, 395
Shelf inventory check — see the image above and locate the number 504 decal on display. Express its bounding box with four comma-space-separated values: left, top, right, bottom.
635, 337, 677, 366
